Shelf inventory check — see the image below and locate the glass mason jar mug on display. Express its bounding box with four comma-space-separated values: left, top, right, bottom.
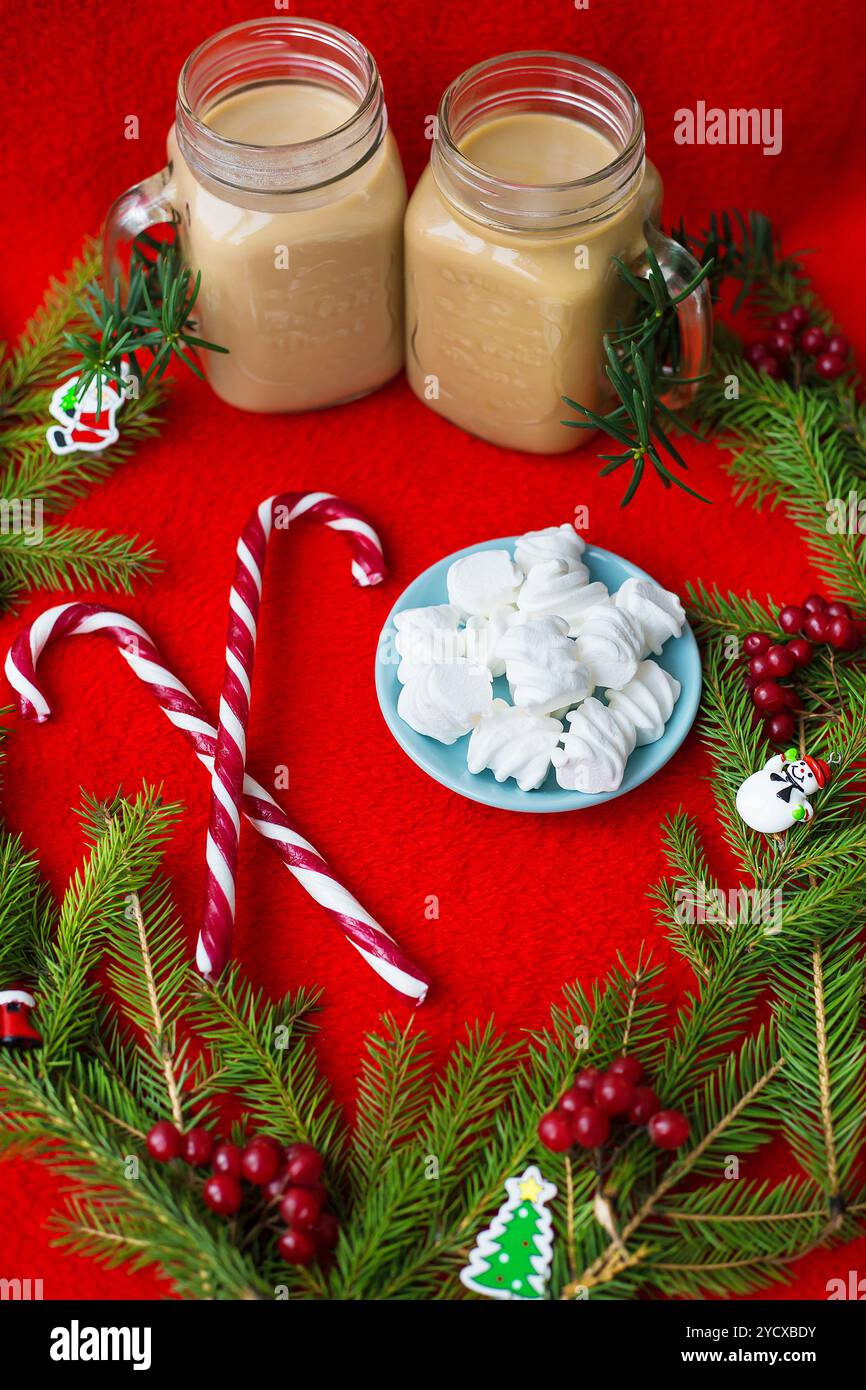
104, 18, 407, 413
404, 53, 712, 453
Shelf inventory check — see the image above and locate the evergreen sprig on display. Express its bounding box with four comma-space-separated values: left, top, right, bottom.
67, 232, 227, 407
0, 752, 864, 1297
0, 239, 161, 608
562, 247, 714, 505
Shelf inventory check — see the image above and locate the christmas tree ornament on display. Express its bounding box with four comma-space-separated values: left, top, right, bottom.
200, 491, 387, 981
0, 988, 42, 1050
735, 749, 832, 835
5, 600, 429, 1004
46, 357, 133, 455
459, 1166, 557, 1300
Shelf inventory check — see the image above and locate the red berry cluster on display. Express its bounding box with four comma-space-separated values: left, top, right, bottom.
145, 1123, 338, 1266
746, 304, 851, 382
537, 1056, 690, 1154
743, 593, 863, 745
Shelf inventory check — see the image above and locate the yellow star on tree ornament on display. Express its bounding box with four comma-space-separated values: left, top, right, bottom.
518, 1175, 544, 1202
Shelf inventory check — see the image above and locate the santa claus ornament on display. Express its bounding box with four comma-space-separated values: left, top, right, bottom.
46, 358, 133, 455
735, 748, 833, 835
0, 989, 42, 1049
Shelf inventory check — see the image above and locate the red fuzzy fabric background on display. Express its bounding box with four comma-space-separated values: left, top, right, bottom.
1, 0, 864, 1301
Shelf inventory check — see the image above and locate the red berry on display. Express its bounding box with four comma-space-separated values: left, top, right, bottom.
826, 334, 849, 360
825, 601, 851, 618
803, 611, 831, 642
279, 1185, 325, 1230
251, 1134, 284, 1160
786, 638, 814, 667
781, 685, 803, 712
772, 310, 798, 335
648, 1110, 691, 1150
743, 673, 758, 694
757, 355, 782, 378
572, 1067, 601, 1101
313, 1211, 340, 1251
558, 1086, 587, 1115
766, 712, 796, 744
752, 680, 785, 713
815, 352, 846, 381
767, 329, 794, 358
788, 305, 808, 328
745, 342, 770, 367
628, 1086, 661, 1125
263, 1171, 292, 1202
608, 1055, 644, 1086
765, 644, 795, 677
182, 1127, 214, 1167
241, 1139, 282, 1186
594, 1072, 635, 1116
800, 326, 827, 355
828, 615, 862, 652
284, 1143, 325, 1187
802, 594, 826, 612
538, 1111, 572, 1152
749, 653, 771, 679
211, 1142, 243, 1179
571, 1106, 610, 1148
743, 631, 772, 655
203, 1173, 243, 1215
277, 1227, 317, 1265
146, 1121, 182, 1163
778, 604, 806, 634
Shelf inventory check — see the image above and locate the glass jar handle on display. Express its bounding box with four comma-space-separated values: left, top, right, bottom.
640, 222, 713, 409
102, 166, 176, 296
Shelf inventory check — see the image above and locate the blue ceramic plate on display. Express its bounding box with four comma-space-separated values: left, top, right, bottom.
375, 537, 701, 813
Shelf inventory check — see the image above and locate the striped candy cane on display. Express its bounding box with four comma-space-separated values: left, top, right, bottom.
202, 493, 386, 980
5, 603, 429, 1004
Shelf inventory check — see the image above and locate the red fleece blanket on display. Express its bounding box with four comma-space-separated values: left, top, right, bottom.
0, 0, 864, 1300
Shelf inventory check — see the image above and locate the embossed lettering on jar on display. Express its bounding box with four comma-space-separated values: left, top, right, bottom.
404, 53, 710, 454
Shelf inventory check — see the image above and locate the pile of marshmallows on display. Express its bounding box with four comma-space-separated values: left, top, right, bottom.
395, 525, 685, 794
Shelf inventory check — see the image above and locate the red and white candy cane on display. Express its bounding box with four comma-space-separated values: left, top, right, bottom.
202, 493, 386, 981
5, 602, 429, 1004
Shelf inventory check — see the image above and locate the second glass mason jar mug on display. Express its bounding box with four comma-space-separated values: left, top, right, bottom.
104, 17, 407, 413
404, 53, 712, 454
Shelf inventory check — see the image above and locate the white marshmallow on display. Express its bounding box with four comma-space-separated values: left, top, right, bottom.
551, 697, 637, 793
514, 524, 586, 575
516, 558, 607, 634
397, 663, 494, 745
393, 604, 465, 684
614, 577, 685, 657
446, 550, 523, 617
498, 616, 594, 715
605, 661, 681, 745
464, 606, 516, 678
467, 700, 563, 792
574, 603, 642, 690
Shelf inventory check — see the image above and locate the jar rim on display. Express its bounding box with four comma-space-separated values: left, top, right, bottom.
175, 16, 387, 197
433, 51, 646, 232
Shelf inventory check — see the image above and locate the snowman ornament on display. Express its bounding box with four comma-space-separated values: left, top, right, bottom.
735, 749, 832, 835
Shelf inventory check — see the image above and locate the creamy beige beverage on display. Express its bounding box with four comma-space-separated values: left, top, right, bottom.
103, 20, 406, 414
166, 82, 406, 412
461, 111, 618, 184
405, 107, 662, 453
